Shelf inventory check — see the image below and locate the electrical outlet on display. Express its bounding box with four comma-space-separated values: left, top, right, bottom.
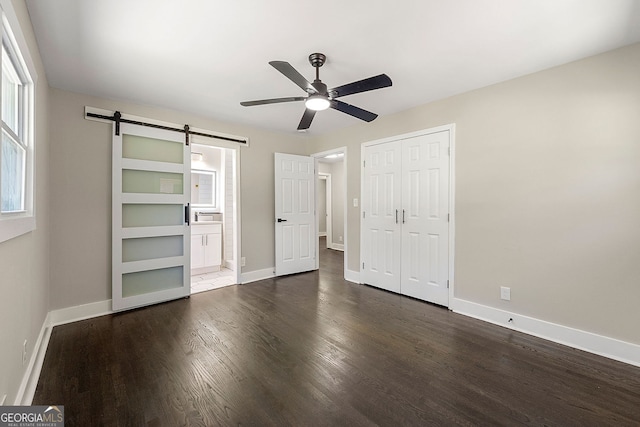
22, 340, 27, 365
241, 257, 246, 267
339, 236, 343, 242
353, 198, 358, 207
500, 286, 511, 301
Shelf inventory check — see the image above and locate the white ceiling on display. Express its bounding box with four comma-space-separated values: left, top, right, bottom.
26, 0, 640, 135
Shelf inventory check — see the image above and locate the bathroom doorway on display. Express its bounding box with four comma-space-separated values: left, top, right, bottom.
189, 140, 240, 293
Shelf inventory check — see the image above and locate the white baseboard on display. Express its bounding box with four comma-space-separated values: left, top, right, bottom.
450, 298, 640, 368
224, 260, 236, 270
14, 313, 53, 405
330, 243, 344, 251
318, 232, 327, 237
241, 267, 275, 284
48, 299, 113, 327
14, 299, 114, 405
345, 268, 361, 284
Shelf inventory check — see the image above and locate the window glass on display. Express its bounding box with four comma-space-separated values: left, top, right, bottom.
0, 6, 36, 242
1, 130, 24, 212
2, 46, 21, 137
0, 20, 31, 219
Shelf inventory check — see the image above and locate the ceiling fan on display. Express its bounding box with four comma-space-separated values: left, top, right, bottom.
240, 53, 392, 131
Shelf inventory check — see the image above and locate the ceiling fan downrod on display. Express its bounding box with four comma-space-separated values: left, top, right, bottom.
308, 52, 326, 82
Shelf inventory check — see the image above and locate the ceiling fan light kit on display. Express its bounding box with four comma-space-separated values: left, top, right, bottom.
241, 53, 392, 130
305, 94, 330, 111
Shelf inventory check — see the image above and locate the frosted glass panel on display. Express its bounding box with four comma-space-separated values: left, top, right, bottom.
122, 204, 183, 227
122, 266, 184, 298
1, 132, 25, 212
122, 235, 183, 262
122, 170, 183, 194
122, 134, 183, 163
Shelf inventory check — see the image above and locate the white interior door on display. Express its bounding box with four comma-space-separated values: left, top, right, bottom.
275, 153, 316, 276
361, 141, 402, 293
400, 132, 450, 305
112, 123, 191, 311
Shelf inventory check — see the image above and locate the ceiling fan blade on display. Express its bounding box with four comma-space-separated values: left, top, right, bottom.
297, 109, 316, 130
330, 74, 392, 98
240, 96, 305, 107
330, 100, 378, 122
269, 61, 316, 93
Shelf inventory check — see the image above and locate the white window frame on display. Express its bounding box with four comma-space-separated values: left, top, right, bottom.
0, 1, 37, 243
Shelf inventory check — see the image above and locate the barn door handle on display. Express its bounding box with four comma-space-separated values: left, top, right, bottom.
402, 209, 405, 224
395, 209, 398, 224
185, 203, 190, 225
277, 218, 287, 223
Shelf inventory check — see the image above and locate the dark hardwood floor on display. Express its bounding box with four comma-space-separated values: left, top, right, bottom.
34, 241, 640, 426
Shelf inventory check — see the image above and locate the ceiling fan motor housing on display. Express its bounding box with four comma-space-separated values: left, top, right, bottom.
311, 80, 328, 95
308, 53, 326, 68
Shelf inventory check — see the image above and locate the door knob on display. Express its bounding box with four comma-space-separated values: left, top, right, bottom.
277, 218, 287, 223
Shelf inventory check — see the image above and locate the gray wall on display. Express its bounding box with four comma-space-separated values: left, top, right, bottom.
0, 0, 50, 404
311, 42, 640, 345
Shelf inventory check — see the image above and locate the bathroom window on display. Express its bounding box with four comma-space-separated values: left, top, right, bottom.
0, 3, 37, 243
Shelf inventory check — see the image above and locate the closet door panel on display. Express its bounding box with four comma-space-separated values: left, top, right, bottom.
401, 132, 450, 306
362, 141, 401, 293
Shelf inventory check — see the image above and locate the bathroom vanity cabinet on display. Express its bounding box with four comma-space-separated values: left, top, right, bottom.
191, 222, 222, 272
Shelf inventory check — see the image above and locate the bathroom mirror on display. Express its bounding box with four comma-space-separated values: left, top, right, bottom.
191, 170, 216, 207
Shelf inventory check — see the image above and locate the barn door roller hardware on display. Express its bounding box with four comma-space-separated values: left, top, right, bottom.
85, 110, 248, 145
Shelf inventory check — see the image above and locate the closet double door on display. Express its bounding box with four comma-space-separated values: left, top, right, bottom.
361, 130, 450, 306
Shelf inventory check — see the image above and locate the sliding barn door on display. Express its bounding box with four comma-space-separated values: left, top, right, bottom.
274, 153, 316, 276
112, 123, 191, 311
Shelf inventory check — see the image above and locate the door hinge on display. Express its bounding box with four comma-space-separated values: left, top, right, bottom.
447, 280, 450, 289
363, 211, 366, 218
447, 213, 450, 222
363, 160, 366, 167
362, 262, 365, 269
